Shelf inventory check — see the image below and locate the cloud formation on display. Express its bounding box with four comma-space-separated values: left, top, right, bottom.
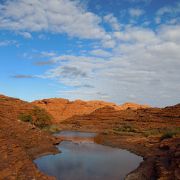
1, 0, 179, 106
90, 49, 111, 57
127, 0, 151, 3
129, 8, 144, 17
0, 0, 107, 40
12, 75, 35, 79
0, 40, 18, 47
155, 2, 180, 24
40, 24, 180, 106
104, 14, 120, 31
34, 60, 55, 66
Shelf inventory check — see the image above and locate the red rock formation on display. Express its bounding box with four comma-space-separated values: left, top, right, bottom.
0, 94, 59, 179
119, 102, 150, 110
60, 104, 180, 179
61, 103, 180, 132
32, 98, 149, 122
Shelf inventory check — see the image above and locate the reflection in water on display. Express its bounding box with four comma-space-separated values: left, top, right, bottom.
34, 131, 143, 180
54, 130, 97, 138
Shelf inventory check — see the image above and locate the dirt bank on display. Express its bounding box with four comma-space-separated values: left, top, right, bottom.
0, 95, 62, 179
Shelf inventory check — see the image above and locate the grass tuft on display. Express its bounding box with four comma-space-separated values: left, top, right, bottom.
113, 124, 137, 133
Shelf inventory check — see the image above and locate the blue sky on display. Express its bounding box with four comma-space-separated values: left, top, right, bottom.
0, 0, 180, 107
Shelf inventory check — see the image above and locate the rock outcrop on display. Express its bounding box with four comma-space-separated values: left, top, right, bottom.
0, 95, 59, 179
32, 98, 149, 123
60, 104, 180, 179
61, 103, 180, 131
0, 94, 179, 180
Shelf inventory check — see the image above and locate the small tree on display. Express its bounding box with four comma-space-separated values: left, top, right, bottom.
19, 113, 33, 123
32, 107, 52, 128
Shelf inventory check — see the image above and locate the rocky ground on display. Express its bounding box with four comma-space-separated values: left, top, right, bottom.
0, 95, 61, 179
0, 94, 179, 180
59, 105, 180, 180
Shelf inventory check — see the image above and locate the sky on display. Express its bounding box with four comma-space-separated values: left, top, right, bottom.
0, 0, 180, 107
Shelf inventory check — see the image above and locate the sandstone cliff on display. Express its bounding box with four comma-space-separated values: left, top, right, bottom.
32, 98, 149, 122
0, 95, 58, 179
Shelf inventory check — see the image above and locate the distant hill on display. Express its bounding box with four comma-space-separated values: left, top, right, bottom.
32, 98, 150, 123
60, 102, 180, 132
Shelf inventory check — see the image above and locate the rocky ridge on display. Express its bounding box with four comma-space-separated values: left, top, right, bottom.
32, 98, 149, 123
0, 94, 179, 180
60, 104, 180, 179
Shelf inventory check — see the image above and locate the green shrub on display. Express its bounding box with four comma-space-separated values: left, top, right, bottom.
143, 129, 161, 137
143, 127, 180, 138
43, 125, 60, 133
18, 107, 52, 129
19, 113, 33, 123
113, 124, 136, 133
123, 124, 136, 132
160, 131, 176, 141
32, 107, 52, 128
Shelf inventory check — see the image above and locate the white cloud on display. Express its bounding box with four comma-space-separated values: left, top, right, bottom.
157, 2, 180, 16
58, 89, 109, 101
40, 51, 57, 57
0, 0, 117, 49
90, 49, 111, 57
50, 55, 104, 63
0, 40, 18, 47
0, 0, 106, 40
127, 0, 151, 3
155, 2, 180, 24
38, 34, 48, 40
102, 39, 116, 49
158, 25, 180, 43
38, 24, 180, 106
1, 1, 179, 106
113, 27, 157, 43
0, 0, 122, 50
104, 14, 120, 31
129, 8, 144, 17
17, 32, 32, 39
155, 17, 161, 24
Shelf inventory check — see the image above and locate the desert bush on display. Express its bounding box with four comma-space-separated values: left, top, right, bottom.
32, 107, 52, 128
143, 129, 161, 137
18, 107, 52, 129
113, 124, 136, 133
43, 125, 60, 133
143, 127, 180, 138
19, 113, 33, 123
160, 131, 176, 141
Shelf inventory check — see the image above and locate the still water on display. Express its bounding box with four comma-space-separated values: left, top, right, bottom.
34, 131, 143, 180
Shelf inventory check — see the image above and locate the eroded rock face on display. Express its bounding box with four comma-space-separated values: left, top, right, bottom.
32, 98, 149, 123
60, 104, 180, 179
0, 95, 58, 179
1, 94, 179, 180
61, 104, 180, 131
120, 102, 150, 110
